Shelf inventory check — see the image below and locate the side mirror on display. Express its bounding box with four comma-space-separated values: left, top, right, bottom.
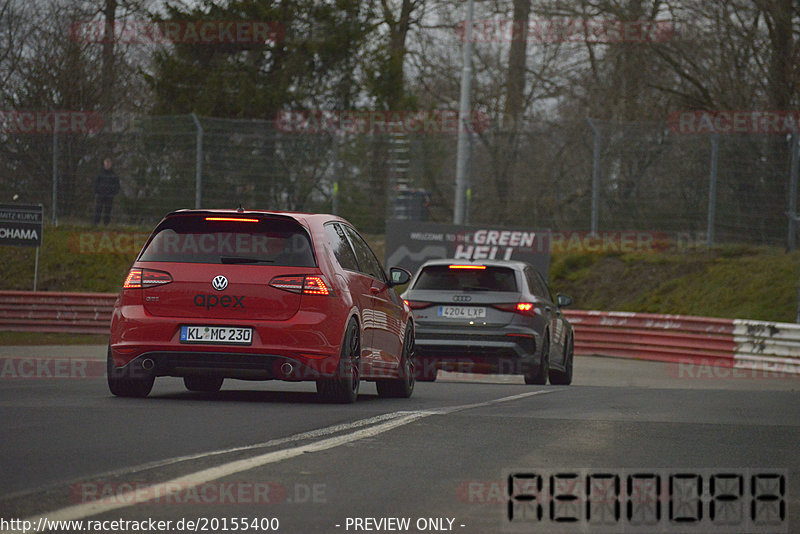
388, 267, 412, 287
557, 294, 573, 308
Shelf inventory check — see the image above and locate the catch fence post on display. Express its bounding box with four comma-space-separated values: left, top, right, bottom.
707, 134, 720, 247
191, 113, 203, 209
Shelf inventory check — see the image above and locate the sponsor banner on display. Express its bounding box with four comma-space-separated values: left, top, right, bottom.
0, 204, 43, 247
69, 20, 284, 45
275, 110, 490, 135
385, 221, 550, 277
551, 231, 670, 254
0, 111, 103, 134
667, 110, 800, 135
457, 19, 675, 43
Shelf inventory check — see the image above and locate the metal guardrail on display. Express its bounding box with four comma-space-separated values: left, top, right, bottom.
0, 291, 115, 335
1, 291, 798, 375
565, 310, 736, 364
732, 319, 800, 375
565, 310, 800, 376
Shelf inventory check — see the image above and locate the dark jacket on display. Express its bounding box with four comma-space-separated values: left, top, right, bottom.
95, 168, 120, 198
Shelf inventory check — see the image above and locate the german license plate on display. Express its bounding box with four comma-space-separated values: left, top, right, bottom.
180, 326, 252, 345
438, 306, 486, 319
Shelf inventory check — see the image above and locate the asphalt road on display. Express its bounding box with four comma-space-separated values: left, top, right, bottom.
0, 346, 798, 534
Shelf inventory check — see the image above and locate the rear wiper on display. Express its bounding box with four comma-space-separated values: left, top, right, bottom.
220, 256, 274, 264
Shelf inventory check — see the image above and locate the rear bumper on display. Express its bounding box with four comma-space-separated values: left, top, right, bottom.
413, 324, 541, 375
116, 351, 331, 381
110, 304, 344, 380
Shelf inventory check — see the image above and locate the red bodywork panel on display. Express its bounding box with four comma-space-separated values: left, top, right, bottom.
109, 210, 411, 382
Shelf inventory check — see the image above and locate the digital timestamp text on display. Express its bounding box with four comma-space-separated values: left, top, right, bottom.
504, 468, 787, 533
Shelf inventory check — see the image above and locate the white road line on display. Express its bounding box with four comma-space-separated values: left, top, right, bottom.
0, 412, 410, 503
6, 390, 557, 533
432, 389, 557, 415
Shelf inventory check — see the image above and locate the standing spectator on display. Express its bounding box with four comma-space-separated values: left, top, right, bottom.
94, 158, 120, 225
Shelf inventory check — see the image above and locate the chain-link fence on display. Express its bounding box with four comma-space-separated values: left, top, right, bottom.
2, 113, 798, 246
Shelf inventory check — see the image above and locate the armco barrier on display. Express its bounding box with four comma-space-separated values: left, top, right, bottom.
563, 310, 736, 365
564, 310, 800, 376
0, 291, 798, 375
732, 319, 800, 375
0, 291, 116, 335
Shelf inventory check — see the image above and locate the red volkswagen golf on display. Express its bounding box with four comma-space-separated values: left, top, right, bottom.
108, 209, 415, 403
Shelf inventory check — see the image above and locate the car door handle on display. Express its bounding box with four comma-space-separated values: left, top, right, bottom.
369, 287, 381, 295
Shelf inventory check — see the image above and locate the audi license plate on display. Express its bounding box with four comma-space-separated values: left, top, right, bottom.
180, 326, 252, 345
438, 306, 486, 319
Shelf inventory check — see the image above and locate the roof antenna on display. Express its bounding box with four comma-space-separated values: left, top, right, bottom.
237, 204, 244, 213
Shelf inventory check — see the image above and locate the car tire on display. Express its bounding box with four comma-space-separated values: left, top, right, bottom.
524, 335, 549, 385
107, 347, 154, 398
376, 325, 416, 398
549, 335, 574, 386
183, 376, 224, 392
413, 358, 437, 382
317, 318, 360, 403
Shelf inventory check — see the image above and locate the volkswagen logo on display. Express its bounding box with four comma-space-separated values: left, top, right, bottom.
453, 295, 472, 302
212, 275, 228, 291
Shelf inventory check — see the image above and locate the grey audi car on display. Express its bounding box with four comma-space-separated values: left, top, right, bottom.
401, 259, 574, 385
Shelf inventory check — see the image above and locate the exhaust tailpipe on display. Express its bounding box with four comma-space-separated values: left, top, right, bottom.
280, 362, 294, 377
142, 358, 155, 371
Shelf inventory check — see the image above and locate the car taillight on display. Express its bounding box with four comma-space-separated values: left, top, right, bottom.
448, 264, 487, 270
204, 217, 260, 223
494, 302, 536, 316
123, 269, 141, 289
123, 268, 173, 289
270, 275, 332, 295
303, 276, 330, 295
404, 300, 432, 310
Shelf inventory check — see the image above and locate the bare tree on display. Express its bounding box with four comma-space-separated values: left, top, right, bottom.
376, 0, 425, 109
0, 0, 28, 98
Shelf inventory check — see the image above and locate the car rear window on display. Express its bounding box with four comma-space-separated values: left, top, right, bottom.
412, 265, 518, 292
138, 215, 315, 266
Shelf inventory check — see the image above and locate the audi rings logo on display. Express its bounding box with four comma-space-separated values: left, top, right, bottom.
212, 275, 228, 291
452, 295, 472, 302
